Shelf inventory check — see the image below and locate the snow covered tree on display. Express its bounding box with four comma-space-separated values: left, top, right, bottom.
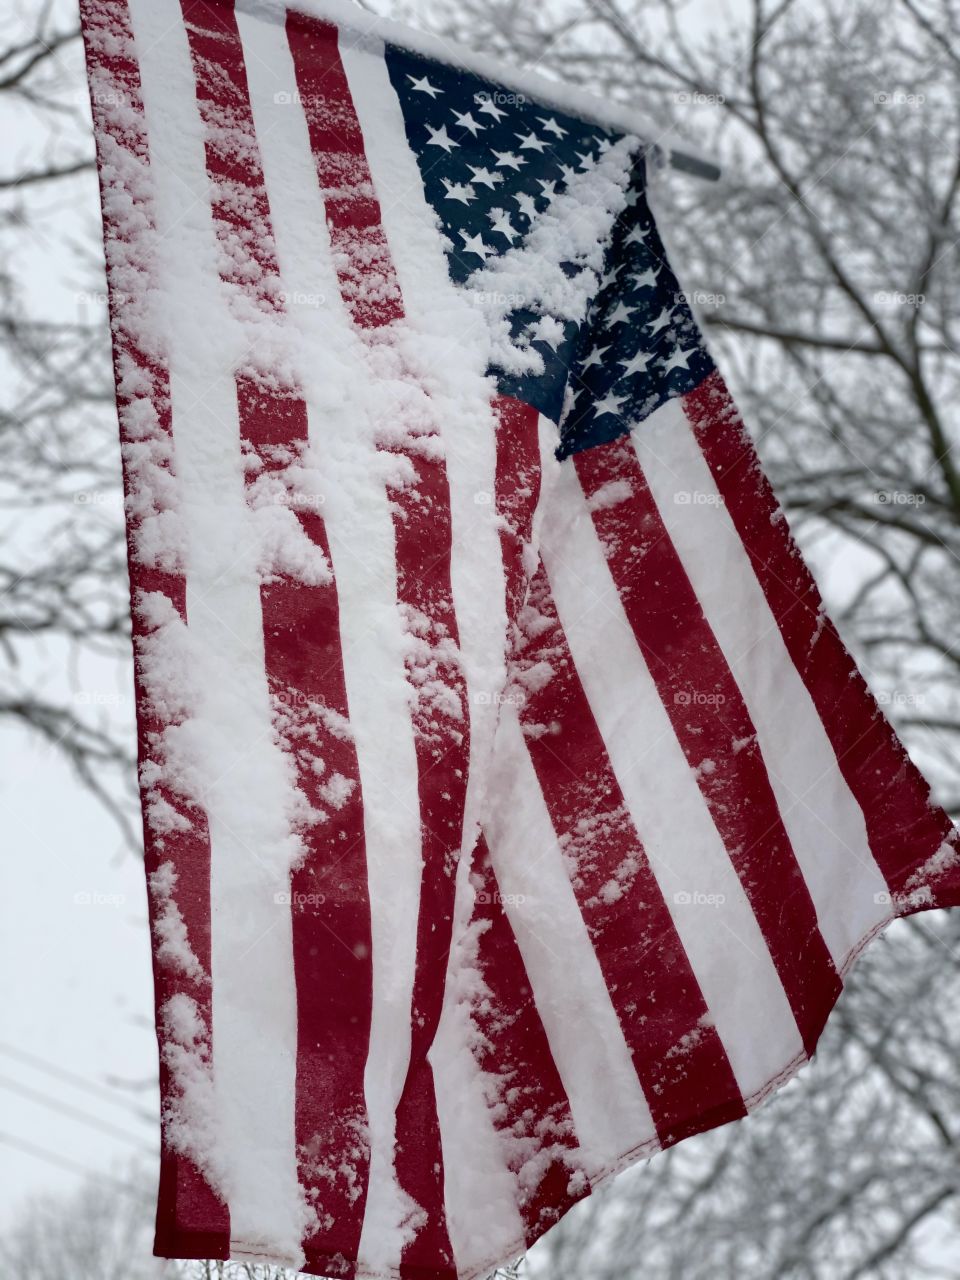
3, 0, 960, 1275
0, 0, 137, 845
395, 0, 960, 1273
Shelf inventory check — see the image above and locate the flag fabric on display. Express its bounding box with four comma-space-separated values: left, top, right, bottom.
80, 0, 960, 1276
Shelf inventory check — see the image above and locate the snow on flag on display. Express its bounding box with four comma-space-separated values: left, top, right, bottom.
81, 0, 960, 1275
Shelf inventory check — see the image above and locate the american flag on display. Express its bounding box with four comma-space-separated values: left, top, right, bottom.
81, 0, 960, 1277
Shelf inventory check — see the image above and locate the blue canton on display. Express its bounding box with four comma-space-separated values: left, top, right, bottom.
384, 44, 715, 458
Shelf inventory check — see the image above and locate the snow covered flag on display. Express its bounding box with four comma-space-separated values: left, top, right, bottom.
81, 0, 960, 1275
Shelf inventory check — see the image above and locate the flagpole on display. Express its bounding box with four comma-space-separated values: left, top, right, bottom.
667, 147, 721, 181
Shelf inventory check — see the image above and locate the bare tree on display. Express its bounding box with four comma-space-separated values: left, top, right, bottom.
0, 1166, 165, 1279
397, 0, 960, 1274
1, 0, 137, 846
4, 0, 960, 1274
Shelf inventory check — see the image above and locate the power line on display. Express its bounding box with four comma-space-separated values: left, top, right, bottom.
0, 1073, 153, 1149
0, 1130, 149, 1199
0, 1040, 155, 1123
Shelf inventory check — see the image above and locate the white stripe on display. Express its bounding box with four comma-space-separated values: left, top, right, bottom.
235, 10, 426, 1272
632, 400, 891, 968
539, 456, 805, 1102
338, 31, 529, 1273
486, 709, 658, 1169
130, 0, 305, 1262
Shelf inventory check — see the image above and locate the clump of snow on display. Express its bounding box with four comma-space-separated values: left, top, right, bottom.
586, 478, 634, 513
904, 840, 960, 896
149, 862, 205, 983
464, 137, 638, 378
397, 602, 466, 739
159, 993, 224, 1189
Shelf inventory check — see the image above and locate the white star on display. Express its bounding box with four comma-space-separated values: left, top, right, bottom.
489, 208, 519, 243
512, 191, 539, 220
515, 130, 547, 152
468, 165, 502, 190
558, 163, 579, 185
576, 150, 596, 170
618, 350, 653, 377
459, 230, 492, 260
647, 307, 674, 334
581, 343, 609, 369
442, 178, 476, 205
596, 137, 612, 153
599, 263, 624, 290
538, 115, 568, 138
493, 150, 525, 171
408, 74, 442, 98
451, 109, 484, 135
606, 301, 637, 327
662, 346, 696, 373
625, 225, 651, 247
630, 267, 659, 290
592, 390, 627, 419
538, 178, 559, 199
426, 124, 458, 152
475, 94, 507, 121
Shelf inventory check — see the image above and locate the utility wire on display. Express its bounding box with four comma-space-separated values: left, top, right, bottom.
0, 1073, 153, 1149
0, 1040, 155, 1123
0, 1130, 150, 1199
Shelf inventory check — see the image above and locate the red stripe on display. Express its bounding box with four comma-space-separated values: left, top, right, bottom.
495, 396, 745, 1145
179, 5, 374, 1270
575, 435, 842, 1057
457, 401, 586, 1238
470, 837, 588, 1242
522, 562, 747, 1142
79, 0, 230, 1260
285, 16, 464, 1269
285, 10, 402, 328
387, 449, 467, 1278
493, 395, 544, 621
686, 371, 960, 907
